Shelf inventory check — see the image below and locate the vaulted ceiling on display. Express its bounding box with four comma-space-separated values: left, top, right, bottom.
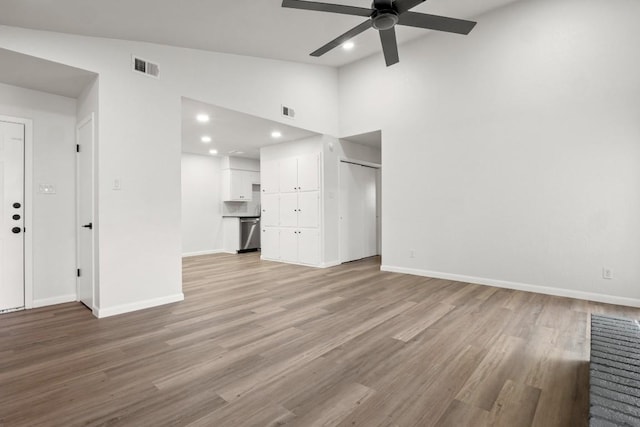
0, 0, 522, 67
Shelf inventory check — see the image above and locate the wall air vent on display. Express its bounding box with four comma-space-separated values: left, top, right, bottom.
132, 55, 160, 78
281, 105, 295, 119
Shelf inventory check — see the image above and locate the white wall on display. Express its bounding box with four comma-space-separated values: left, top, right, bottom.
181, 153, 224, 256
338, 0, 640, 305
0, 82, 77, 306
0, 25, 339, 315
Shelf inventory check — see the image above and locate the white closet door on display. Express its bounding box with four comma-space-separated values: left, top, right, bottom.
361, 166, 378, 258
340, 162, 378, 263
279, 229, 298, 263
298, 229, 320, 265
279, 157, 298, 193
261, 227, 280, 260
261, 160, 279, 194
340, 162, 363, 263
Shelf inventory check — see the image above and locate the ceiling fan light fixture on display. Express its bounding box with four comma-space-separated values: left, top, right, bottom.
342, 41, 355, 50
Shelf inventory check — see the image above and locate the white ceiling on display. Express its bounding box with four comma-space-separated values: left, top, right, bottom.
0, 48, 96, 98
182, 98, 318, 159
0, 0, 521, 67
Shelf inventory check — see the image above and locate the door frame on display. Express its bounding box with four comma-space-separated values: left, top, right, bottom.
75, 113, 96, 312
0, 114, 34, 309
338, 158, 381, 264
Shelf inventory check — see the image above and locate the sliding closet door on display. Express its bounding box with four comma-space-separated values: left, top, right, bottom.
339, 161, 378, 263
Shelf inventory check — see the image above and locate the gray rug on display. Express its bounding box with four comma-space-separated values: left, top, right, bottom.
590, 314, 640, 426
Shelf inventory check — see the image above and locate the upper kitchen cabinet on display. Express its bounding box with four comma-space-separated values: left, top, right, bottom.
222, 169, 252, 202
278, 154, 320, 193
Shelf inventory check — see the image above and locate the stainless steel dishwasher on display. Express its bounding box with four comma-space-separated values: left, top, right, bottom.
239, 217, 260, 253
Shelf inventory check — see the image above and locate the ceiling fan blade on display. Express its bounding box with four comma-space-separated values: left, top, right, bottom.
379, 28, 399, 66
282, 0, 373, 17
398, 12, 477, 34
311, 20, 373, 57
393, 0, 426, 15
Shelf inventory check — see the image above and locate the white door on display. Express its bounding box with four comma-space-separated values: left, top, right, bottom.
260, 160, 279, 194
279, 157, 298, 193
261, 193, 279, 226
0, 120, 25, 312
297, 191, 319, 228
339, 161, 379, 263
298, 229, 320, 265
279, 228, 298, 263
361, 166, 378, 258
279, 193, 298, 227
297, 153, 319, 192
261, 227, 279, 260
77, 115, 95, 310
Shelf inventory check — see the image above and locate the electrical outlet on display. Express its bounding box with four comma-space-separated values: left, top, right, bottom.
409, 250, 415, 258
603, 268, 613, 280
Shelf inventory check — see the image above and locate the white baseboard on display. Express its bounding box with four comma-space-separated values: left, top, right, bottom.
182, 249, 226, 258
95, 293, 184, 318
33, 294, 77, 308
380, 265, 640, 308
320, 261, 341, 268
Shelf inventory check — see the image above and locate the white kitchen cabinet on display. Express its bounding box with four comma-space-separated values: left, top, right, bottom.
222, 217, 240, 253
261, 193, 279, 226
279, 157, 299, 193
261, 160, 279, 194
279, 228, 320, 265
298, 229, 320, 265
222, 169, 252, 202
277, 192, 319, 228
279, 193, 298, 227
297, 192, 319, 228
297, 154, 320, 192
279, 229, 299, 263
278, 154, 320, 193
261, 227, 280, 260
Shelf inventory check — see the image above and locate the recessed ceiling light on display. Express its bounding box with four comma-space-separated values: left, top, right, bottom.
196, 114, 210, 123
209, 149, 218, 155
201, 136, 212, 143
271, 131, 282, 138
342, 41, 355, 50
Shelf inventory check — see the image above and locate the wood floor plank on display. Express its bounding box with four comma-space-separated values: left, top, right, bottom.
1, 252, 638, 426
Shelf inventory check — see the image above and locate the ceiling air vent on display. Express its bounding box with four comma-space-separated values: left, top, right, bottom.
132, 55, 160, 78
282, 105, 295, 119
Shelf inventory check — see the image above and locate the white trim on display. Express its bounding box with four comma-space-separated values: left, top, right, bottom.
33, 294, 77, 308
0, 115, 33, 310
319, 261, 341, 269
182, 249, 226, 257
380, 265, 640, 308
96, 293, 184, 318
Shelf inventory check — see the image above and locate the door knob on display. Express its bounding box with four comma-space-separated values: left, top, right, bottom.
13, 202, 21, 209
82, 223, 93, 230
12, 227, 21, 234
12, 214, 20, 220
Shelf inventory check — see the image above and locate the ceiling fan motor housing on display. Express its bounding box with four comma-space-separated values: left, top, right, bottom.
371, 10, 399, 30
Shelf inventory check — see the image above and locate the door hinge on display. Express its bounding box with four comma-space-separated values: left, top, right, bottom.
77, 269, 81, 277
76, 144, 80, 153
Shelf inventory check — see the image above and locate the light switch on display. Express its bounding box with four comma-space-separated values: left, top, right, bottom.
113, 179, 121, 190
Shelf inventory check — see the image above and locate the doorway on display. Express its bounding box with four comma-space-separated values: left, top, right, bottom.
0, 119, 25, 312
339, 160, 380, 263
76, 114, 95, 310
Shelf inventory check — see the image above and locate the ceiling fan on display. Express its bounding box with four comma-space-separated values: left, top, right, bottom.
282, 0, 477, 66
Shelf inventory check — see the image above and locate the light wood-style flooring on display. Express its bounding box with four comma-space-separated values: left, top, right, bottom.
2, 253, 639, 426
